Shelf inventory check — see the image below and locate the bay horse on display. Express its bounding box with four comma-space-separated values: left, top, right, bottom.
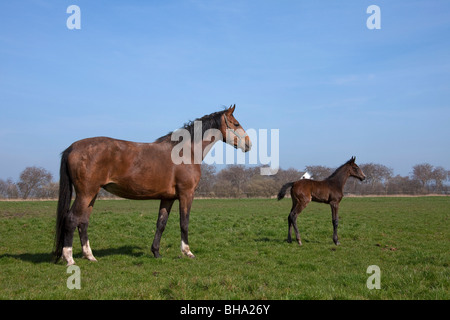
54, 105, 251, 265
277, 157, 365, 246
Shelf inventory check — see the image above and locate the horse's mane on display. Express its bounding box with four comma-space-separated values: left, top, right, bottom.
155, 109, 227, 145
326, 158, 354, 180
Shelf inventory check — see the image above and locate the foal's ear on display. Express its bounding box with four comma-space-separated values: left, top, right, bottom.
228, 104, 236, 114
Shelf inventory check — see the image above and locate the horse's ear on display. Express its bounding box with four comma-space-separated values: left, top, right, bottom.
351, 156, 356, 163
228, 104, 236, 114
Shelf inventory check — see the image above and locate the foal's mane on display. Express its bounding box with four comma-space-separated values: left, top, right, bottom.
154, 109, 227, 145
326, 158, 354, 180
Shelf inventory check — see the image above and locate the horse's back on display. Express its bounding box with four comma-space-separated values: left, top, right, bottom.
65, 137, 178, 199
67, 136, 148, 173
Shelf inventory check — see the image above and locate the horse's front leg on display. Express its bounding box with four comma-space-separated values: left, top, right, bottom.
151, 199, 175, 258
179, 193, 195, 258
331, 202, 340, 245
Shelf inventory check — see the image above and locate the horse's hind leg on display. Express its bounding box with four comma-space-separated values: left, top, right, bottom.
62, 210, 77, 266
78, 221, 96, 261
78, 194, 98, 261
62, 192, 99, 265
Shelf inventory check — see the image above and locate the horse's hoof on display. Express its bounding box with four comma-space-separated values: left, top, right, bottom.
183, 252, 195, 259
334, 241, 341, 246
152, 247, 162, 258
66, 260, 76, 266
88, 257, 98, 262
83, 255, 98, 262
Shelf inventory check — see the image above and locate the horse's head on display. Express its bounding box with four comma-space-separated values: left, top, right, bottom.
347, 156, 366, 181
221, 105, 252, 152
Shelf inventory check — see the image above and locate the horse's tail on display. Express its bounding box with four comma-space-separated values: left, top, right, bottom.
53, 146, 73, 263
277, 182, 294, 201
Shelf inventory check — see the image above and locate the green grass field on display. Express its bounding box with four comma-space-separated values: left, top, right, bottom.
0, 197, 448, 300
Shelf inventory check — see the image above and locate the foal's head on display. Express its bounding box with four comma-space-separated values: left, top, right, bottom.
220, 105, 252, 152
346, 156, 366, 181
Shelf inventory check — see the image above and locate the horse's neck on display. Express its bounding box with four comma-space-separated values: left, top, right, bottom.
198, 130, 222, 160
184, 138, 220, 163
202, 139, 218, 157
328, 168, 350, 189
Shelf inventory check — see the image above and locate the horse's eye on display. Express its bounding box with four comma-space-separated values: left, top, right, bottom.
235, 123, 240, 127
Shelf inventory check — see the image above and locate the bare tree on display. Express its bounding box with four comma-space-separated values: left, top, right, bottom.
431, 166, 448, 192
412, 163, 433, 188
0, 179, 7, 198
213, 179, 237, 198
17, 166, 53, 199
215, 165, 251, 197
412, 163, 435, 193
386, 175, 422, 195
195, 163, 217, 197
360, 163, 393, 184
246, 174, 279, 197
0, 178, 19, 199
304, 165, 333, 180
35, 181, 59, 199
273, 167, 304, 184
355, 163, 393, 194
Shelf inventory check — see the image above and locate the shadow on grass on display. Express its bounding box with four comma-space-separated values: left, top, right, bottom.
94, 245, 144, 258
254, 237, 323, 245
0, 252, 52, 264
254, 237, 280, 243
0, 245, 144, 264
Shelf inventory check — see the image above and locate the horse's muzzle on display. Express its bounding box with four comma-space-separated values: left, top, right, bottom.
244, 140, 252, 152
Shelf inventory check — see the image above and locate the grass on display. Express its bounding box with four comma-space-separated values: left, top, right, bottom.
0, 197, 448, 299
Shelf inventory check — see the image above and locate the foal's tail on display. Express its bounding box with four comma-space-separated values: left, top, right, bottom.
277, 182, 294, 201
53, 146, 73, 263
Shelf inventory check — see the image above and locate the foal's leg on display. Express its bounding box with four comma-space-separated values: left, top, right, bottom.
290, 205, 306, 246
330, 201, 340, 245
151, 199, 175, 258
287, 198, 308, 246
287, 203, 296, 243
179, 193, 195, 258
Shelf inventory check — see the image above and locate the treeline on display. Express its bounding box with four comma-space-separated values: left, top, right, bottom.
0, 163, 449, 200
0, 167, 58, 199
195, 163, 450, 197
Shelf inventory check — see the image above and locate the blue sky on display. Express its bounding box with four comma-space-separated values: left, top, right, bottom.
0, 0, 449, 180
